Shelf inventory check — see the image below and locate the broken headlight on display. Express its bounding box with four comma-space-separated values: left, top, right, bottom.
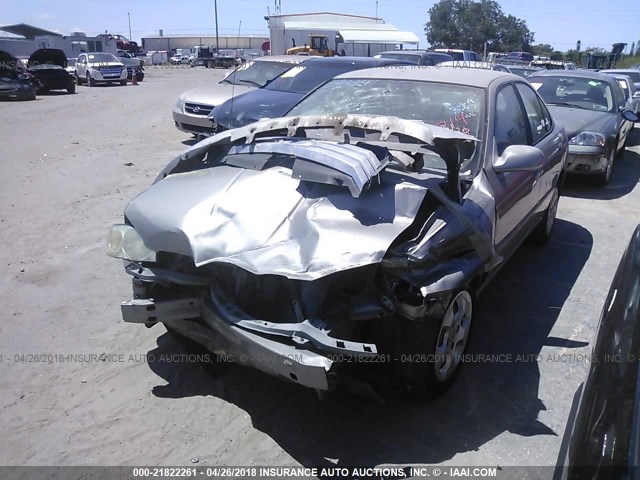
106, 224, 156, 262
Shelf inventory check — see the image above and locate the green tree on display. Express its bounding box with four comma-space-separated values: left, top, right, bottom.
425, 0, 534, 52
564, 49, 580, 63
531, 43, 554, 57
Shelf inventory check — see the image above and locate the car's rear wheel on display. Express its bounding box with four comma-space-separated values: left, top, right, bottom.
76, 73, 82, 85
397, 290, 473, 399
595, 149, 615, 186
530, 186, 559, 245
67, 83, 75, 94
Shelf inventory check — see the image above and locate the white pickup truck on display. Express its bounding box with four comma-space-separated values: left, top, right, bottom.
75, 52, 127, 86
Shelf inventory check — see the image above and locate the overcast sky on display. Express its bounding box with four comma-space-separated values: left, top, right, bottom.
3, 0, 639, 52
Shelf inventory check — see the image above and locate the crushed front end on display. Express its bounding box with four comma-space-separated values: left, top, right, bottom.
109, 115, 489, 394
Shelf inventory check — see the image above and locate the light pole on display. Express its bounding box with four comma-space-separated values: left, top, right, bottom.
214, 0, 219, 53
483, 40, 489, 61
127, 12, 132, 41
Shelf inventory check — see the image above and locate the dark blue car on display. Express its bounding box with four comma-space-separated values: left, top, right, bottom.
208, 56, 411, 131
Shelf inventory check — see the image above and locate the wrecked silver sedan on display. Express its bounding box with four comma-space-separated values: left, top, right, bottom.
108, 67, 567, 398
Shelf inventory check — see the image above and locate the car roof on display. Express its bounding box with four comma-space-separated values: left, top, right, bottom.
377, 50, 448, 56
333, 65, 516, 88
254, 55, 309, 63
303, 56, 410, 66
600, 69, 637, 74
528, 69, 617, 83
434, 48, 474, 53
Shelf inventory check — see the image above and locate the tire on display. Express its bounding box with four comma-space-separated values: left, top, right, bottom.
67, 83, 75, 94
530, 186, 559, 245
76, 72, 82, 85
120, 80, 127, 86
594, 149, 615, 186
396, 290, 474, 399
20, 87, 36, 101
87, 74, 96, 87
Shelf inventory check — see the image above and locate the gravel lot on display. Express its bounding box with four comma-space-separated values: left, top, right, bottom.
1, 66, 639, 471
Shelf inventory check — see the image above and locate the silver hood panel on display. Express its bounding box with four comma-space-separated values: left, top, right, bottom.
179, 84, 254, 107
127, 115, 477, 280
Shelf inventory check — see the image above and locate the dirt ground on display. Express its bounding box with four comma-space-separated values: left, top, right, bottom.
1, 65, 639, 471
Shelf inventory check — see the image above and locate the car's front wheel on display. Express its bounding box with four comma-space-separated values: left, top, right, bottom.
595, 149, 615, 186
530, 186, 559, 245
397, 289, 473, 399
87, 73, 96, 87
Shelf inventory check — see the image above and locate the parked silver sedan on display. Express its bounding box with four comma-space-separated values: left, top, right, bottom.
172, 55, 308, 136
528, 70, 639, 185
109, 67, 567, 399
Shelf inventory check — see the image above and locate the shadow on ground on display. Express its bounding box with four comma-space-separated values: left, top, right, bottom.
146, 219, 593, 466
562, 130, 640, 201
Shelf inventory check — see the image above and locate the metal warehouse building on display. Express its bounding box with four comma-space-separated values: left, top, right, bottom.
265, 12, 419, 56
141, 34, 269, 53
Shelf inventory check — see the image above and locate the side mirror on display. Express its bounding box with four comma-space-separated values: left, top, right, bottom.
493, 145, 545, 173
622, 110, 640, 123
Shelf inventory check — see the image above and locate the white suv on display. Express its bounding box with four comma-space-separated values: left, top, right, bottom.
434, 49, 482, 62
76, 52, 127, 86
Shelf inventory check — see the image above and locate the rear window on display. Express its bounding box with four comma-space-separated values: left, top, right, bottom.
379, 53, 421, 65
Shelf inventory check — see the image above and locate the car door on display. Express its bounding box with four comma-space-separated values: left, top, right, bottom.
514, 81, 565, 202
486, 82, 547, 252
76, 55, 86, 77
611, 80, 632, 148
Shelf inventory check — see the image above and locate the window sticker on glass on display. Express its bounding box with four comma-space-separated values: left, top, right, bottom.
587, 80, 599, 86
279, 66, 305, 78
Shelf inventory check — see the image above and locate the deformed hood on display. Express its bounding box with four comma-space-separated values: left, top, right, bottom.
547, 106, 615, 139
126, 115, 477, 280
28, 48, 67, 68
0, 50, 20, 70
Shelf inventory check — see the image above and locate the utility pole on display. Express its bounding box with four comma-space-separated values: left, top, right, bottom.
375, 1, 378, 18
214, 0, 220, 53
127, 12, 132, 41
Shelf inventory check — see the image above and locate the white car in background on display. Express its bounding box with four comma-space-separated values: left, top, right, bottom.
75, 52, 127, 86
170, 54, 190, 65
172, 55, 309, 136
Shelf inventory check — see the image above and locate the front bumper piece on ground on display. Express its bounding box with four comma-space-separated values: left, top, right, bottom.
120, 267, 379, 391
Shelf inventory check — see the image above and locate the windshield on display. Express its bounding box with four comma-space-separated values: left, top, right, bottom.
222, 60, 296, 87
529, 76, 615, 112
266, 62, 376, 94
87, 53, 119, 63
288, 78, 484, 172
447, 52, 465, 61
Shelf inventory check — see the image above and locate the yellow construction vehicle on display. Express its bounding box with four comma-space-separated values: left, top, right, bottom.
286, 34, 335, 56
